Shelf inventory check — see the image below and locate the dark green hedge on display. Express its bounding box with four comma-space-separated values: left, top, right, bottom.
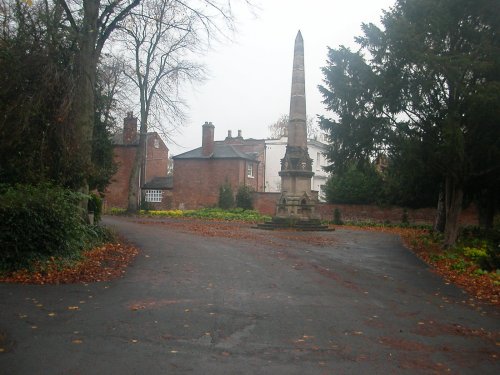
0, 184, 93, 270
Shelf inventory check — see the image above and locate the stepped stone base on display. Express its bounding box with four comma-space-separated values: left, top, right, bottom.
255, 217, 333, 232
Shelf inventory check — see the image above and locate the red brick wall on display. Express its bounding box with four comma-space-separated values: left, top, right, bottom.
145, 133, 169, 182
104, 133, 169, 211
104, 145, 137, 209
253, 192, 280, 215
252, 192, 479, 226
315, 203, 478, 225
144, 190, 173, 210
223, 139, 266, 192
172, 158, 260, 209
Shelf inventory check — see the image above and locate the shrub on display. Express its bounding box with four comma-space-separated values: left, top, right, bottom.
236, 185, 254, 210
140, 198, 153, 212
0, 184, 91, 271
463, 245, 488, 261
401, 209, 409, 226
88, 193, 103, 223
108, 207, 126, 215
324, 164, 383, 204
218, 182, 234, 209
333, 208, 343, 225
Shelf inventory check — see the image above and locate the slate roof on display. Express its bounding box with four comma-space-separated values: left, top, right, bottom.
173, 143, 258, 161
142, 176, 173, 190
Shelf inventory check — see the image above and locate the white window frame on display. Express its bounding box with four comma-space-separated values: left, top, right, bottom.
145, 189, 163, 202
247, 162, 254, 178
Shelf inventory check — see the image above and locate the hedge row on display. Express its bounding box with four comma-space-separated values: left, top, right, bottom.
0, 184, 104, 271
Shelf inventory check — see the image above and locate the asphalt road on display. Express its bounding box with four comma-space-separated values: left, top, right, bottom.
1, 216, 498, 374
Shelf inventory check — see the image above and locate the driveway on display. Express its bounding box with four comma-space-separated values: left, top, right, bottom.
0, 216, 498, 374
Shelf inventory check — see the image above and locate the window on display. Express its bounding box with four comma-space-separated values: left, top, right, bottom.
145, 189, 163, 202
154, 139, 160, 148
247, 163, 254, 178
316, 152, 321, 170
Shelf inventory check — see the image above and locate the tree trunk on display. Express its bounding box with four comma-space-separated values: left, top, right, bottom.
73, 1, 99, 219
127, 114, 148, 213
127, 134, 146, 212
443, 177, 464, 247
477, 189, 496, 230
433, 186, 446, 233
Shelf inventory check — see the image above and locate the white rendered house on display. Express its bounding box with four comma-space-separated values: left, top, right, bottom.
264, 135, 329, 201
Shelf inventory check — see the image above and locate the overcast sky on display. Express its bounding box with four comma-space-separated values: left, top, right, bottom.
169, 0, 395, 156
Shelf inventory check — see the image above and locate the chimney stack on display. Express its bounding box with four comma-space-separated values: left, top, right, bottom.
237, 129, 242, 138
123, 112, 137, 144
227, 130, 232, 139
202, 122, 215, 156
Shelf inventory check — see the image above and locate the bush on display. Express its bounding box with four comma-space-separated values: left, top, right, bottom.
184, 208, 270, 222
0, 184, 93, 271
401, 209, 409, 226
88, 193, 103, 223
324, 164, 384, 204
236, 185, 254, 210
218, 182, 234, 209
333, 208, 343, 225
108, 207, 126, 215
138, 208, 271, 222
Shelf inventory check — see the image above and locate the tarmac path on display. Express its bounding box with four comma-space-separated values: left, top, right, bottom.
0, 216, 499, 374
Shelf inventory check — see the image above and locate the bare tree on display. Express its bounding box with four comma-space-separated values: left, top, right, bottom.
268, 114, 320, 140
117, 0, 223, 212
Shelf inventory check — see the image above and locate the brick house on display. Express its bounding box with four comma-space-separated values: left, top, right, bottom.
171, 122, 265, 209
104, 112, 170, 210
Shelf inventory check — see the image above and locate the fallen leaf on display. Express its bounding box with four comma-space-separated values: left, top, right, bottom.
72, 339, 83, 344
68, 306, 79, 310
0, 242, 139, 285
48, 312, 56, 317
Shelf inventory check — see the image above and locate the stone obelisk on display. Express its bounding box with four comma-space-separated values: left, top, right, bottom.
276, 30, 316, 219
